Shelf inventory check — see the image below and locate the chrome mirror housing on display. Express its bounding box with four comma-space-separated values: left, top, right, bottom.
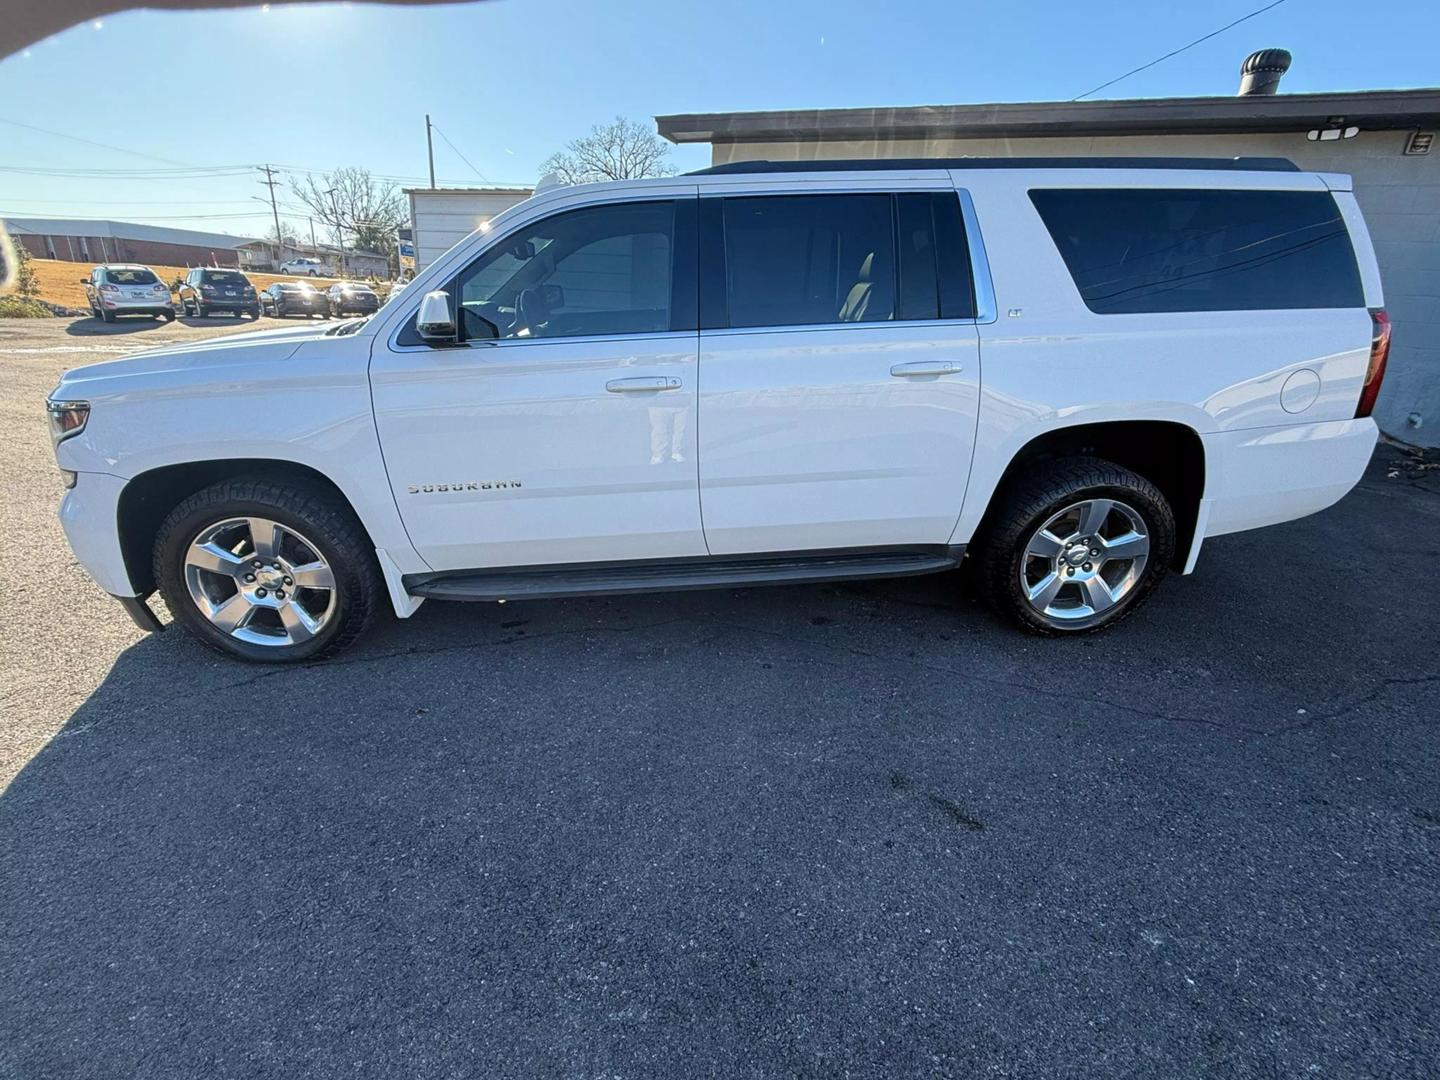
415, 290, 456, 342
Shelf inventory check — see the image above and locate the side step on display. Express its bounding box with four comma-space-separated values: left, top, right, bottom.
406, 549, 962, 603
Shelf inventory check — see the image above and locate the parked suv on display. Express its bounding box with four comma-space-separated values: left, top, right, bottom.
47, 159, 1389, 662
82, 264, 175, 322
177, 267, 259, 319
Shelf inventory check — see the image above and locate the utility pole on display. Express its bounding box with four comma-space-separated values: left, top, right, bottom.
325, 187, 343, 274
425, 114, 436, 189
256, 164, 283, 252
309, 217, 318, 257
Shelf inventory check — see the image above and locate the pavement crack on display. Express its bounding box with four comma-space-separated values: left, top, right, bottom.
697, 617, 1266, 733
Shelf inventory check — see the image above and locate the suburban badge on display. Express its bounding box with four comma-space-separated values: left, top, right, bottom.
408, 481, 522, 494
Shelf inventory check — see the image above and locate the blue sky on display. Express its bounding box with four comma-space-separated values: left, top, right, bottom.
1, 0, 1436, 237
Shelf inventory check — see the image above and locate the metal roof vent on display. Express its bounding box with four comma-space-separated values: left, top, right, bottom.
1238, 49, 1292, 96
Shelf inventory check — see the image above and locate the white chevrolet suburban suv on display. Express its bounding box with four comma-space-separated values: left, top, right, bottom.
47, 158, 1390, 662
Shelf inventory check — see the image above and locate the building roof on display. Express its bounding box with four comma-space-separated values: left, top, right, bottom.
403, 186, 533, 196
692, 156, 1301, 174
1, 216, 257, 249
656, 88, 1440, 145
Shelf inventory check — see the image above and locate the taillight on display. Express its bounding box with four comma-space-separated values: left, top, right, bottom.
99, 284, 119, 294
1356, 309, 1391, 419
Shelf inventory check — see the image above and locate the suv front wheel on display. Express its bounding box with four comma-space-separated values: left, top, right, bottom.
153, 477, 384, 662
971, 457, 1175, 635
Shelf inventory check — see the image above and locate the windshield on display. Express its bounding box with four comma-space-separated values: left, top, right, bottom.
104, 268, 159, 285
203, 270, 248, 286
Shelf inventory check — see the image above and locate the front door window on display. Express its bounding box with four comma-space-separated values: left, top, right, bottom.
454, 200, 676, 341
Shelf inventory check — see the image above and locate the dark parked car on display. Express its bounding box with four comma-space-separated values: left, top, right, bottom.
260, 281, 330, 319
178, 268, 259, 319
326, 281, 380, 317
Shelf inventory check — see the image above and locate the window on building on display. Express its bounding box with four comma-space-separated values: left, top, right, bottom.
1029, 188, 1364, 314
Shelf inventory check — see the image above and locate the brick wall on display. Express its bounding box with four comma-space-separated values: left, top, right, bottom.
12, 232, 243, 269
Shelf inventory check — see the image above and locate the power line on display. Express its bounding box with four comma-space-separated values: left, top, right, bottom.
1071, 0, 1288, 101
0, 165, 254, 179
0, 198, 267, 205
0, 209, 314, 222
0, 117, 199, 168
429, 123, 493, 184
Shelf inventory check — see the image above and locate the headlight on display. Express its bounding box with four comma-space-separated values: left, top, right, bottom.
47, 399, 90, 446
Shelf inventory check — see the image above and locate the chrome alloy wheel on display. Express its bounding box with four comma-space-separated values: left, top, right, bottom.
1019, 498, 1150, 622
183, 517, 337, 647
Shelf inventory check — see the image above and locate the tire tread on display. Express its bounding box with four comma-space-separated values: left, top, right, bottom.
971, 455, 1175, 636
152, 475, 382, 662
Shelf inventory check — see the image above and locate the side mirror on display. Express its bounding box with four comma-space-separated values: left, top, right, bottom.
415, 290, 457, 342
79, 278, 89, 285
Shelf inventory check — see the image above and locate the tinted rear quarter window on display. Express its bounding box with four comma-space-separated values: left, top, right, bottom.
1029, 188, 1364, 314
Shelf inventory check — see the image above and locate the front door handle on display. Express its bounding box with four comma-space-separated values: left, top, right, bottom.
606, 376, 683, 393
890, 360, 963, 377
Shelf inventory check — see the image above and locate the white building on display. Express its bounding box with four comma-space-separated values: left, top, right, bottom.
405, 187, 532, 271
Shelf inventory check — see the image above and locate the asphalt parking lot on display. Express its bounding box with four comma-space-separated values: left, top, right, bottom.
2, 315, 1438, 1078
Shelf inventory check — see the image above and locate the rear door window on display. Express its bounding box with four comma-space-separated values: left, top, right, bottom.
1029, 188, 1364, 313
710, 192, 974, 330
105, 268, 159, 285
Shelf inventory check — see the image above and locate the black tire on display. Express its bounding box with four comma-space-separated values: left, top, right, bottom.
195, 303, 208, 318
163, 309, 176, 323
153, 476, 384, 663
247, 306, 261, 320
970, 456, 1175, 636
100, 307, 115, 323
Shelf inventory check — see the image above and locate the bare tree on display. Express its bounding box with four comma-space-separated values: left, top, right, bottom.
541, 117, 675, 185
264, 221, 301, 248
289, 167, 406, 256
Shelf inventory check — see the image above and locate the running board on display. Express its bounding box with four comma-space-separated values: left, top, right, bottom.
406, 549, 963, 603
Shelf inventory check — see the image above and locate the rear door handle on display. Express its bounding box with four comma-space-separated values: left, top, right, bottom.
606, 377, 682, 393
890, 361, 962, 377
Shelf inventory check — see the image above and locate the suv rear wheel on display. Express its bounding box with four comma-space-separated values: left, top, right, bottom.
153, 477, 383, 662
971, 457, 1175, 635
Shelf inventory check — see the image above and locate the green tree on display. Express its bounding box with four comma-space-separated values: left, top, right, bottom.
13, 241, 40, 299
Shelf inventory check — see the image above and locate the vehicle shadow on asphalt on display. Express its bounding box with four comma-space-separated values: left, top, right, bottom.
63, 316, 177, 336
3, 447, 1437, 1076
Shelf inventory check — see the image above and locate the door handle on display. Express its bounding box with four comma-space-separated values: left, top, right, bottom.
606, 377, 683, 393
890, 361, 963, 377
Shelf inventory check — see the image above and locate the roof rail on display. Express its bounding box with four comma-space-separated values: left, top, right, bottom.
689, 156, 1300, 175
